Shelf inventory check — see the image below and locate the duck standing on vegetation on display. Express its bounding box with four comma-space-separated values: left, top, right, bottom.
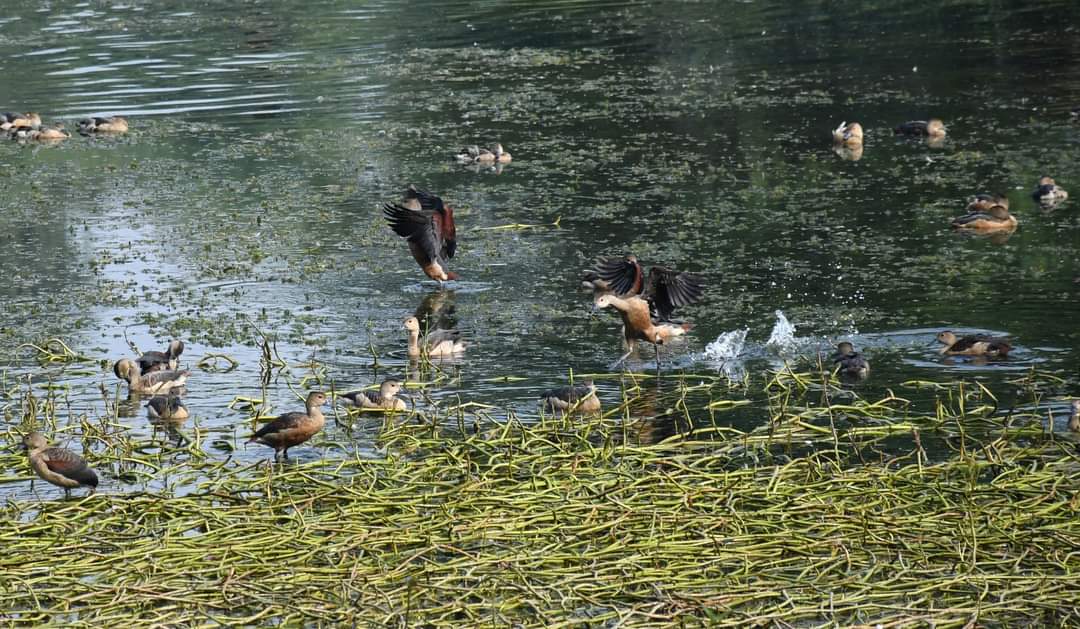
587, 255, 704, 365
383, 185, 458, 283
22, 432, 98, 498
114, 358, 190, 394
403, 316, 466, 359
248, 391, 328, 460
831, 342, 870, 379
935, 331, 1012, 357
340, 379, 408, 411
1032, 176, 1068, 207
146, 394, 190, 422
541, 380, 601, 414
894, 118, 946, 137
137, 339, 185, 373
77, 116, 129, 134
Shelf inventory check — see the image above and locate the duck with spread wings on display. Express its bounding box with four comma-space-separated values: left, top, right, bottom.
586, 255, 705, 365
383, 185, 458, 283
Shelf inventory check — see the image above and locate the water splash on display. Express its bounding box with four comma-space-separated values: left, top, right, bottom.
703, 328, 748, 361
765, 310, 797, 349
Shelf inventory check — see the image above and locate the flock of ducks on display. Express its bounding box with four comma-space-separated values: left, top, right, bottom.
14, 119, 1077, 497
2, 110, 128, 141
834, 118, 1069, 235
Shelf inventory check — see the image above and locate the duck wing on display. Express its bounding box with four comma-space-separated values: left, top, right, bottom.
384, 202, 446, 265
42, 447, 98, 487
426, 328, 463, 346
645, 266, 705, 322
588, 256, 644, 297
252, 411, 307, 440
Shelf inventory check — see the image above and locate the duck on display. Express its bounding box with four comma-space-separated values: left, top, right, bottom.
12, 124, 70, 141
894, 118, 946, 137
831, 342, 869, 379
383, 185, 458, 283
247, 391, 328, 460
1032, 176, 1068, 206
22, 432, 98, 498
137, 340, 185, 374
832, 121, 863, 146
113, 358, 190, 395
145, 394, 189, 422
935, 331, 1012, 357
403, 316, 467, 358
1069, 400, 1080, 433
339, 379, 408, 411
587, 256, 704, 365
541, 380, 601, 414
0, 112, 41, 130
77, 116, 128, 134
474, 143, 512, 164
950, 203, 1017, 232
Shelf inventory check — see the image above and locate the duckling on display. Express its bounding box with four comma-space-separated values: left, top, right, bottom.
340, 379, 408, 411
1032, 176, 1068, 206
832, 121, 863, 146
0, 112, 41, 130
145, 394, 190, 422
77, 116, 128, 134
1069, 399, 1080, 433
113, 357, 190, 395
22, 432, 98, 499
541, 380, 601, 414
475, 143, 512, 164
403, 316, 467, 358
247, 391, 327, 460
137, 340, 185, 374
935, 331, 1012, 357
831, 342, 869, 379
894, 118, 946, 137
950, 204, 1017, 232
383, 185, 458, 283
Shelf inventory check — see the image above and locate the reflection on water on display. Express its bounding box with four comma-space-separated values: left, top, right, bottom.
1, 0, 1079, 499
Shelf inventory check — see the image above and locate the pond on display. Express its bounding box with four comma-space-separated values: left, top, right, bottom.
0, 1, 1079, 623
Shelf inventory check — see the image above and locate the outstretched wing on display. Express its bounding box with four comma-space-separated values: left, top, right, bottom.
589, 256, 644, 297
384, 203, 444, 265
645, 266, 705, 321
404, 185, 444, 212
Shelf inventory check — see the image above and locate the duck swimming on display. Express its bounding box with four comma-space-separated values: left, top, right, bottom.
894, 118, 946, 137
0, 112, 41, 130
146, 394, 189, 422
832, 121, 863, 146
1032, 176, 1068, 206
114, 358, 190, 395
950, 203, 1017, 232
540, 380, 601, 415
339, 379, 407, 411
831, 342, 869, 379
403, 316, 467, 359
77, 116, 129, 134
935, 331, 1012, 357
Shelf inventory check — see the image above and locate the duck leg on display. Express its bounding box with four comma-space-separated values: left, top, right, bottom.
611, 349, 633, 369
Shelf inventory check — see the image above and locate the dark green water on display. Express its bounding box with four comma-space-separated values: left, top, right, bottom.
1, 0, 1079, 498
